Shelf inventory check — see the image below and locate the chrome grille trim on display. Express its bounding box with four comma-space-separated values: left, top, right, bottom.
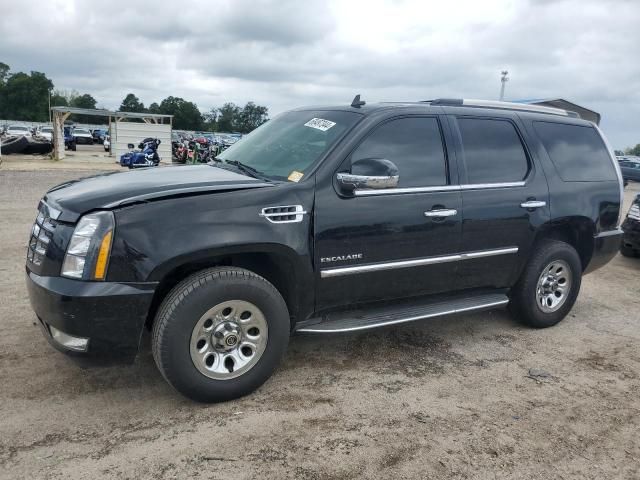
27, 202, 55, 266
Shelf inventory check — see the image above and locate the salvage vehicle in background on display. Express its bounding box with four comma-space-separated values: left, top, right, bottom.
63, 126, 77, 151
36, 126, 53, 141
6, 125, 32, 137
621, 194, 640, 257
72, 127, 93, 145
119, 138, 161, 168
25, 97, 623, 402
619, 159, 640, 184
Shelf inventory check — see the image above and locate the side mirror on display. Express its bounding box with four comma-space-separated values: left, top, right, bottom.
336, 158, 399, 193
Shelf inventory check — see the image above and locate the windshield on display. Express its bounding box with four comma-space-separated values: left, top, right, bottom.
216, 110, 361, 181
75, 129, 89, 134
10, 126, 28, 131
41, 127, 52, 132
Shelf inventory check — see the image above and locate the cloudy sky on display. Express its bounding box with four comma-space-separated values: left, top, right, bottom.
1, 0, 639, 148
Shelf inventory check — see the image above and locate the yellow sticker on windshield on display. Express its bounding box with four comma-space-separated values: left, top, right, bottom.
288, 171, 304, 182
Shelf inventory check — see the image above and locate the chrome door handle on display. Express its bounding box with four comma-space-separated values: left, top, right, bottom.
520, 201, 546, 209
424, 209, 458, 217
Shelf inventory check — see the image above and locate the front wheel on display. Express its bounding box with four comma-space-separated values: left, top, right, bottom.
152, 267, 290, 402
509, 240, 582, 328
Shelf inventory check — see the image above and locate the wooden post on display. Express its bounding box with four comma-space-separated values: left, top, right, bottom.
52, 111, 71, 161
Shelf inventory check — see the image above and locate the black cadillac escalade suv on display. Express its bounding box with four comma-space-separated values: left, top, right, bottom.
26, 98, 624, 402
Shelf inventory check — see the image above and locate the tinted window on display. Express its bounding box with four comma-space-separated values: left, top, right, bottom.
458, 118, 529, 184
351, 117, 447, 187
533, 122, 616, 182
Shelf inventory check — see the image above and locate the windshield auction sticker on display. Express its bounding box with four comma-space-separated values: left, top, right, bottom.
288, 171, 304, 182
304, 118, 336, 131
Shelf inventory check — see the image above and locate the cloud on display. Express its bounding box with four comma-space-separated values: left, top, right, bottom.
0, 0, 638, 147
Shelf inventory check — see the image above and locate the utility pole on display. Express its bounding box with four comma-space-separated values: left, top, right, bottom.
499, 70, 509, 101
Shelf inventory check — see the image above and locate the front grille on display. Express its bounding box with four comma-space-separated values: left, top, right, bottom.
27, 203, 56, 266
628, 204, 640, 221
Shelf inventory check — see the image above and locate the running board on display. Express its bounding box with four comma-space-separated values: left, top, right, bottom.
295, 293, 509, 334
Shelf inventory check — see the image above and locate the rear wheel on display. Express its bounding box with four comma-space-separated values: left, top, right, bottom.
509, 240, 582, 328
152, 267, 290, 402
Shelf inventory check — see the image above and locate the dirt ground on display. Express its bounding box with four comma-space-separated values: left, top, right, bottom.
1, 167, 639, 480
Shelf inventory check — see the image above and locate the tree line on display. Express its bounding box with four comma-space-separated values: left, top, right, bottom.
0, 62, 269, 133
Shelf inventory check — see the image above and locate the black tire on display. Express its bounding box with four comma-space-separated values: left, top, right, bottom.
71, 141, 77, 151
620, 243, 638, 257
152, 267, 290, 402
509, 239, 582, 328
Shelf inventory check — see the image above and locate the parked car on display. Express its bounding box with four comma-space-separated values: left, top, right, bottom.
619, 159, 640, 183
63, 126, 77, 151
36, 126, 54, 141
72, 127, 93, 145
621, 194, 640, 257
92, 128, 108, 143
5, 125, 32, 137
25, 98, 624, 402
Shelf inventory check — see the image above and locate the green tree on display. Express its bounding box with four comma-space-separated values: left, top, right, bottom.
0, 70, 53, 121
156, 96, 203, 130
237, 102, 269, 133
119, 93, 145, 113
216, 102, 241, 132
70, 93, 97, 110
68, 94, 99, 123
50, 90, 68, 107
625, 144, 640, 156
203, 107, 219, 131
147, 102, 160, 114
0, 62, 9, 85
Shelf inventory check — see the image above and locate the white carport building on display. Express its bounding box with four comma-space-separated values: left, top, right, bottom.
51, 107, 173, 162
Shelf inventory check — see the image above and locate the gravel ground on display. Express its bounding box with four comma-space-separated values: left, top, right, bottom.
1, 168, 639, 480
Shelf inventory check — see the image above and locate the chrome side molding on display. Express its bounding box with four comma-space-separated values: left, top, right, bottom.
320, 247, 519, 278
354, 181, 525, 196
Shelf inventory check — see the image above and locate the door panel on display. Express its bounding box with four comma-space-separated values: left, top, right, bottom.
448, 115, 550, 289
315, 189, 462, 309
314, 115, 462, 311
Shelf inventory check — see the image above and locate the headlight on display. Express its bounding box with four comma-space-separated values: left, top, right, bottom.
62, 211, 115, 280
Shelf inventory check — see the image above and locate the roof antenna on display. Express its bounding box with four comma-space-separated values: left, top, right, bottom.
351, 94, 366, 108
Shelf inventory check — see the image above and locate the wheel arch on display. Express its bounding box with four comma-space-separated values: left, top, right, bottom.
533, 216, 596, 271
145, 244, 313, 331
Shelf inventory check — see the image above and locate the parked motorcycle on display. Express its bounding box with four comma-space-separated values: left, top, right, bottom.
120, 138, 161, 168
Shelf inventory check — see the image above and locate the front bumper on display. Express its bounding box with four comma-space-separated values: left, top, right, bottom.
584, 228, 624, 274
622, 218, 640, 250
26, 269, 157, 364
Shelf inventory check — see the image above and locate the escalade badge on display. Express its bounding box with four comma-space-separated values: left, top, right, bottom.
320, 254, 363, 263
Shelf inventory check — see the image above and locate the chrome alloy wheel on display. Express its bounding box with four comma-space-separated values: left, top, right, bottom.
535, 260, 572, 313
190, 300, 268, 380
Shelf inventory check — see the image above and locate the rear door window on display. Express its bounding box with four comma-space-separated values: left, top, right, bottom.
533, 122, 617, 181
457, 118, 529, 184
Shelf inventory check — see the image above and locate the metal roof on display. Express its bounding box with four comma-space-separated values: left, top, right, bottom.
50, 106, 173, 119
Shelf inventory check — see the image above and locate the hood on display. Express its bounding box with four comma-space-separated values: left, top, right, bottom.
45, 165, 271, 222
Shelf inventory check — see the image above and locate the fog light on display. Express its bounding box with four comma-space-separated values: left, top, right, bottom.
48, 325, 89, 352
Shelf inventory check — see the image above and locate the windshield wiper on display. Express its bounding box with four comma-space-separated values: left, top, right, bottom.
223, 159, 272, 182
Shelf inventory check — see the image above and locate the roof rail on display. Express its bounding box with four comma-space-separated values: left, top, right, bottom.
428, 98, 580, 118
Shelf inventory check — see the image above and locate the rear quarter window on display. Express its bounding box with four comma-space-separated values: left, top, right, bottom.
533, 121, 616, 182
